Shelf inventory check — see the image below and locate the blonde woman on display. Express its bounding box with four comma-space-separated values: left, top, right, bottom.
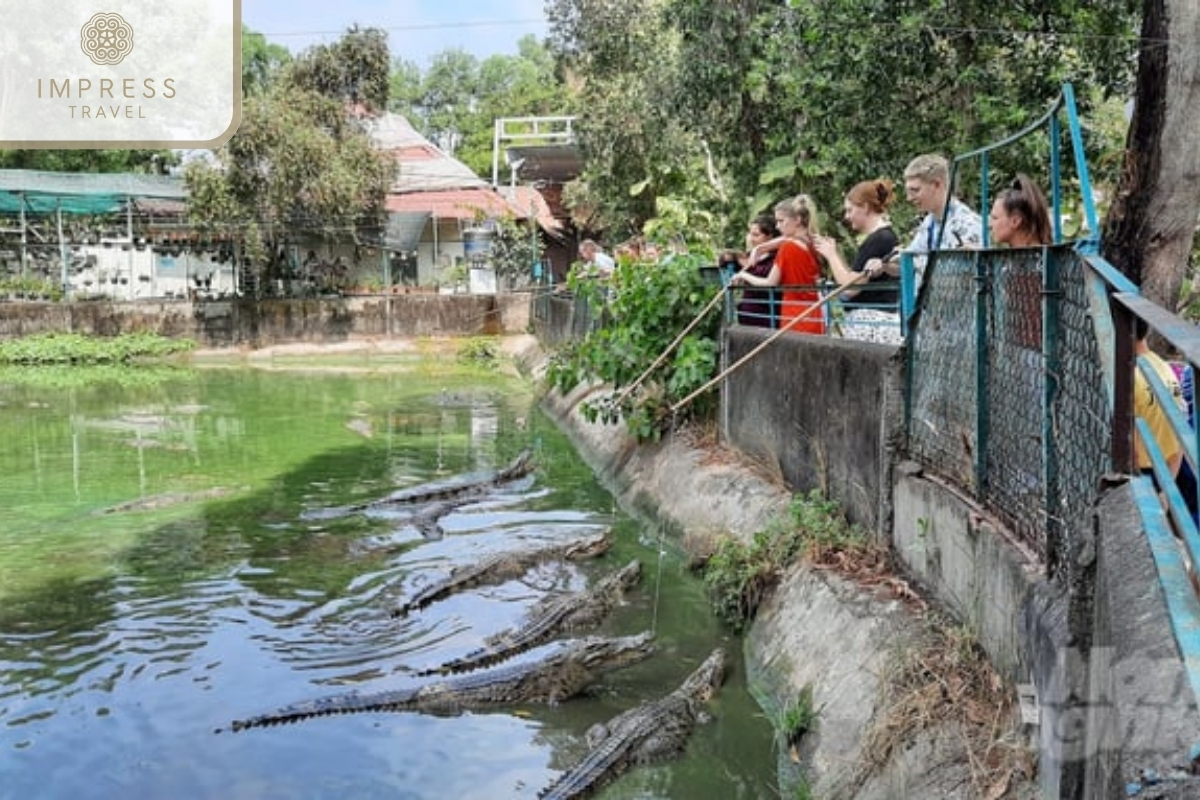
732, 195, 825, 334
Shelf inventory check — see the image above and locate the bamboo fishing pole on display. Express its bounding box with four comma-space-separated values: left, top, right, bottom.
669, 280, 863, 414
610, 281, 730, 408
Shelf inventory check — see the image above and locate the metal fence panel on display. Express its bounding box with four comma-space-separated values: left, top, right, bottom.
906, 245, 1111, 576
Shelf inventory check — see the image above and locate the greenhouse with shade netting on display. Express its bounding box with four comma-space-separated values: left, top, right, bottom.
0, 169, 245, 301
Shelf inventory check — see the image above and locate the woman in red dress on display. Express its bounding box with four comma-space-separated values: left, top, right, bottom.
731, 195, 825, 334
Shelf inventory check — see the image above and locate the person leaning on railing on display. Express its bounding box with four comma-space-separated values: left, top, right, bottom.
813, 178, 902, 345
732, 195, 826, 335
883, 153, 983, 288
723, 214, 780, 328
579, 238, 616, 278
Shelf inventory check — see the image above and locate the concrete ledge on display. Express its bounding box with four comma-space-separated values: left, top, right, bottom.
891, 461, 1043, 681
541, 383, 792, 542
1086, 481, 1200, 798
721, 327, 904, 537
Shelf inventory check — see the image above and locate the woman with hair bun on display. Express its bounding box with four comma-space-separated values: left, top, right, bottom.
813, 178, 902, 344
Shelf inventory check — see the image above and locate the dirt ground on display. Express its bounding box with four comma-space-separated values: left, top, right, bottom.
190, 334, 540, 364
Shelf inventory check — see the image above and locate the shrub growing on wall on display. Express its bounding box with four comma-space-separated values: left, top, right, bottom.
546, 252, 721, 438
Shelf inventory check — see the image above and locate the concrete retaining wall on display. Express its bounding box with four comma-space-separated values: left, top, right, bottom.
721, 327, 905, 536
0, 293, 532, 347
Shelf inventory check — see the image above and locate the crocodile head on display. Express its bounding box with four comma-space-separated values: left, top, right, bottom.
509, 448, 535, 473
563, 529, 612, 560
679, 648, 726, 702
609, 559, 641, 589
575, 631, 656, 671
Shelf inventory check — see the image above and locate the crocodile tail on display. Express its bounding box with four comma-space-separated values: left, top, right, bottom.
228, 687, 420, 732
537, 734, 633, 800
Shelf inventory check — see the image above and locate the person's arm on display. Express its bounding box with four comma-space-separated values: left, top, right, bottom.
732, 262, 781, 287
856, 229, 902, 278
813, 235, 865, 290
748, 235, 785, 263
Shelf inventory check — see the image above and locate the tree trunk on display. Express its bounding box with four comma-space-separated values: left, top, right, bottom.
1101, 0, 1200, 311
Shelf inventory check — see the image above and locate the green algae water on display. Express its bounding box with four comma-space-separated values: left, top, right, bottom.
0, 355, 775, 799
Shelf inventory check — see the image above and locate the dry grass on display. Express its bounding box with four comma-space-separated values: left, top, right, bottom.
806, 538, 929, 614
667, 419, 789, 488
861, 618, 1036, 799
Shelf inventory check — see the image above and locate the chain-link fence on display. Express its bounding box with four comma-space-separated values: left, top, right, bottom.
907, 244, 1111, 579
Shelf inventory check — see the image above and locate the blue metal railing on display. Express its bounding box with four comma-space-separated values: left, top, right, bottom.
947, 83, 1100, 252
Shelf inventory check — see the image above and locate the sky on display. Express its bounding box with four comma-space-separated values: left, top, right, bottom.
241, 0, 550, 68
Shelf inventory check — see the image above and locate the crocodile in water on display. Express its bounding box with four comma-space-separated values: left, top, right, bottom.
357, 448, 534, 511
537, 647, 726, 800
422, 559, 642, 676
391, 529, 612, 618
300, 449, 536, 522
226, 632, 656, 733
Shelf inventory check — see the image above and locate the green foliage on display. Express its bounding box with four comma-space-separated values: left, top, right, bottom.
0, 149, 172, 173
545, 252, 720, 437
0, 333, 194, 365
547, 0, 1139, 247
389, 36, 564, 178
456, 337, 499, 366
186, 33, 395, 287
701, 491, 864, 631
287, 26, 390, 112
769, 684, 818, 748
0, 276, 63, 301
479, 216, 539, 287
242, 26, 292, 96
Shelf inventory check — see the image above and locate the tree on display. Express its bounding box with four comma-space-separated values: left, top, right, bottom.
546, 0, 712, 240
242, 26, 292, 96
547, 0, 1139, 246
388, 37, 566, 178
186, 30, 395, 288
287, 25, 390, 112
0, 150, 172, 173
1101, 0, 1200, 311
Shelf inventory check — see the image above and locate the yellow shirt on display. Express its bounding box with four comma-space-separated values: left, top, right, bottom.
1134, 351, 1184, 470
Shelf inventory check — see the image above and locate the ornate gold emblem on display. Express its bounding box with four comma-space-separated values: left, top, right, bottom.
80, 12, 134, 66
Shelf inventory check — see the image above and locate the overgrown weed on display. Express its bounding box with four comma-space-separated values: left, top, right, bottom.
861, 618, 1035, 798
456, 336, 499, 365
700, 490, 883, 631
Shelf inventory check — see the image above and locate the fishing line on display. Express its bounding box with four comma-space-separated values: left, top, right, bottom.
648, 408, 677, 636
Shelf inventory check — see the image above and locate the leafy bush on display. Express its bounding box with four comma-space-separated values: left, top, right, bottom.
0, 276, 63, 301
546, 252, 721, 438
701, 491, 866, 631
456, 336, 499, 365
0, 332, 194, 365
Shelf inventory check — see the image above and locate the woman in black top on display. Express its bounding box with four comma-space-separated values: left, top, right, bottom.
813, 178, 902, 344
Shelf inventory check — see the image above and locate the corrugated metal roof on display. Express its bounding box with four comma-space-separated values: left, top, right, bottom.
366, 113, 489, 194
385, 188, 521, 220
501, 186, 564, 237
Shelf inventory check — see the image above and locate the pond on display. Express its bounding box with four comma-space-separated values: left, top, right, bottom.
0, 355, 776, 799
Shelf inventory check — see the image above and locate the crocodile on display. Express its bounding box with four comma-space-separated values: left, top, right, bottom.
226, 632, 656, 733
300, 449, 536, 522
537, 647, 726, 800
97, 486, 237, 515
358, 448, 535, 511
422, 559, 642, 676
391, 529, 612, 618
